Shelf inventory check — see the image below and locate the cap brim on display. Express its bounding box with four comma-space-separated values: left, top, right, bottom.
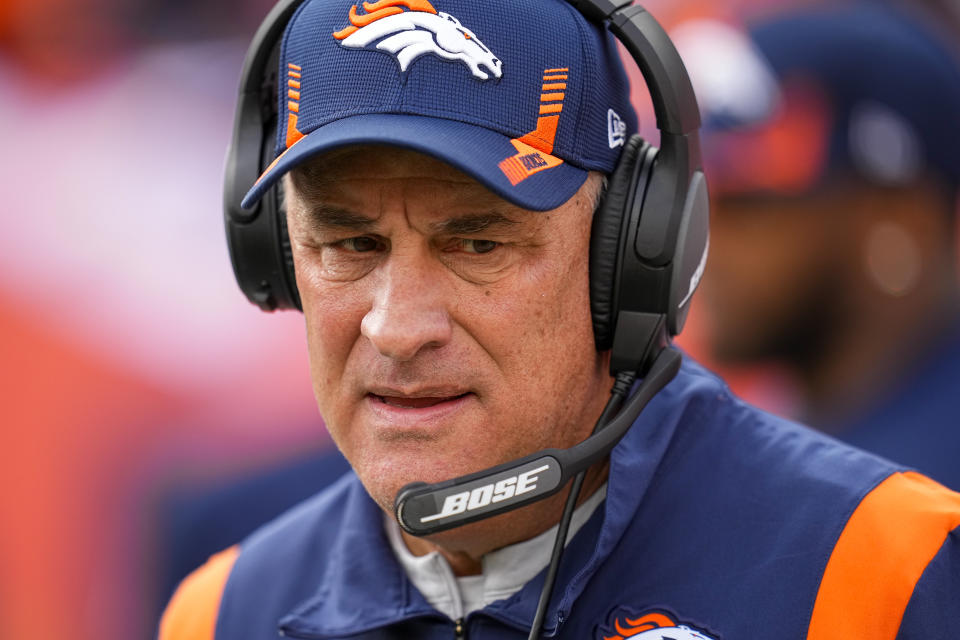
240, 114, 588, 212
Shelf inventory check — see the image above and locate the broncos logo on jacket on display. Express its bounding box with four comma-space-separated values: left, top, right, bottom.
333, 0, 502, 80
600, 610, 716, 640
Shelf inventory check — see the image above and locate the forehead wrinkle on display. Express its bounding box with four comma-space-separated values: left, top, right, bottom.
428, 212, 521, 236
289, 168, 537, 237
303, 203, 381, 232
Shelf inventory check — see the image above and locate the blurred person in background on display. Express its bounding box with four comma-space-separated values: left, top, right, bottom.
679, 2, 960, 488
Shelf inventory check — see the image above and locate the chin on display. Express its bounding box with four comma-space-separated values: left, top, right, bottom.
353, 454, 470, 515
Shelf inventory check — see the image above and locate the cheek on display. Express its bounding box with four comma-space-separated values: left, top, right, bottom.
493, 252, 606, 451
296, 260, 366, 399
472, 245, 598, 386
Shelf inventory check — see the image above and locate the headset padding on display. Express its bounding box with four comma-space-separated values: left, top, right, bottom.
590, 134, 646, 350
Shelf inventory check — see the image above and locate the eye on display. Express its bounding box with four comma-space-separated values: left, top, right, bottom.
460, 239, 499, 254
340, 236, 381, 252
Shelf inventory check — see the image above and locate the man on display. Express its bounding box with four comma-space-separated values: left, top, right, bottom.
682, 4, 960, 489
160, 1, 960, 638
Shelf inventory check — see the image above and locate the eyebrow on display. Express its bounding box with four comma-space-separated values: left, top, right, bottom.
427, 212, 520, 235
303, 204, 521, 235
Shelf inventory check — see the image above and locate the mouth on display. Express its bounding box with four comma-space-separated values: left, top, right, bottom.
370, 392, 470, 409
364, 387, 476, 429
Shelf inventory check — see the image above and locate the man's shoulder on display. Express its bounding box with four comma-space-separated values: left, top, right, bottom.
664, 355, 903, 492
600, 356, 960, 638
158, 546, 239, 640
631, 353, 920, 572
158, 472, 367, 640
230, 469, 363, 576
809, 470, 960, 638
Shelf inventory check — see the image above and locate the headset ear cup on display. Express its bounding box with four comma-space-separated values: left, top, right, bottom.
590, 135, 647, 350
274, 178, 302, 310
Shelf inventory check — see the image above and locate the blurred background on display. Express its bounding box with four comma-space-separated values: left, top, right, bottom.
1, 0, 957, 638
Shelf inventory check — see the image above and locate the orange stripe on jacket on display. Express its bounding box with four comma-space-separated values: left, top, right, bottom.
807, 472, 960, 640
159, 546, 240, 640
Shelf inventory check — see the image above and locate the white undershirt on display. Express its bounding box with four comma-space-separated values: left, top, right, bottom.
385, 485, 607, 621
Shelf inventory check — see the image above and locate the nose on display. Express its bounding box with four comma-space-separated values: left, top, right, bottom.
360, 256, 454, 361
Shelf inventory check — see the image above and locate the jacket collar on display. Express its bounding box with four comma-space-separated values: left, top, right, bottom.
279, 357, 698, 638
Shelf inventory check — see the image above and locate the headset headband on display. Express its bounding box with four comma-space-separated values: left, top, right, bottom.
569, 0, 700, 136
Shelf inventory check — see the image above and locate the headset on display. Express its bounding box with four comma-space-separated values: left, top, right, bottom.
224, 0, 708, 637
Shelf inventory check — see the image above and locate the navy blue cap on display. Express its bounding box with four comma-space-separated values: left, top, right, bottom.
241, 0, 638, 211
677, 3, 960, 195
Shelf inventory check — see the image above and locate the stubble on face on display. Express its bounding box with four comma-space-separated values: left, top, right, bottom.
285, 146, 612, 561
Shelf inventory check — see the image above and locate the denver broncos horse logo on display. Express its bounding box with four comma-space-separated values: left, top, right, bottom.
599, 610, 718, 640
333, 0, 502, 80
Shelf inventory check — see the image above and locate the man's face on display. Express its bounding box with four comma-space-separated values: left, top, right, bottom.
285, 147, 611, 534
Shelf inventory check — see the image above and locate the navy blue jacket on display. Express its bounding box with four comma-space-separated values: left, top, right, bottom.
160, 357, 960, 639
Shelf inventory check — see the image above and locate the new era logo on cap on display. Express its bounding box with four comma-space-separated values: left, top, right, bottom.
608, 108, 627, 148
240, 0, 638, 213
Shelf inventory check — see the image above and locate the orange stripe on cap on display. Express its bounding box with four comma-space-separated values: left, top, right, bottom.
285, 113, 305, 154
282, 61, 305, 150
288, 71, 302, 79
807, 472, 960, 640
541, 83, 566, 91
255, 133, 307, 187
497, 66, 570, 187
497, 138, 564, 186
519, 114, 560, 154
284, 52, 305, 151
159, 546, 239, 640
544, 67, 569, 73
498, 156, 528, 186
543, 74, 568, 81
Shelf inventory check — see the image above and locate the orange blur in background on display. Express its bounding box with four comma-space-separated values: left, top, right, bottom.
2, 0, 954, 639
